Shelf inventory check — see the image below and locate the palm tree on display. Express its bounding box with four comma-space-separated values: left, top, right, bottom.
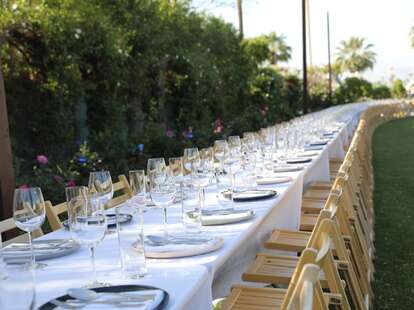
267, 32, 292, 65
335, 37, 376, 74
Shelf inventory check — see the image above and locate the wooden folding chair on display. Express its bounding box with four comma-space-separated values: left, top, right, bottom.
45, 174, 132, 231
0, 217, 43, 246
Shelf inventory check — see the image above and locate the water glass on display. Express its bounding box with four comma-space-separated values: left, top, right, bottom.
216, 173, 234, 208
181, 187, 202, 234
213, 140, 229, 172
0, 264, 35, 310
116, 205, 147, 279
13, 187, 46, 269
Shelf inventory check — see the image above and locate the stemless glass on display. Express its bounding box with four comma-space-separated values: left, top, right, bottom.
66, 188, 107, 287
147, 159, 176, 240
88, 171, 113, 208
13, 187, 46, 269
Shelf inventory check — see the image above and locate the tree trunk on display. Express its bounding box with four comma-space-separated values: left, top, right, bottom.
0, 58, 15, 220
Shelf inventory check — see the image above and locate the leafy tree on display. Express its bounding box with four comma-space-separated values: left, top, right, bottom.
335, 37, 376, 74
267, 32, 291, 65
371, 83, 392, 99
392, 79, 407, 98
335, 77, 373, 103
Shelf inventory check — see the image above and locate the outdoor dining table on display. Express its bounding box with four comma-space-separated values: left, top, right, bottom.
31, 102, 375, 309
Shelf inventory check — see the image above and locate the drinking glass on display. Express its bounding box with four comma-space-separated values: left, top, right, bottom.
182, 187, 201, 234
116, 204, 147, 279
128, 170, 146, 211
183, 148, 200, 185
13, 187, 46, 269
213, 140, 229, 172
0, 264, 35, 310
66, 188, 107, 287
147, 159, 176, 240
88, 171, 113, 208
228, 136, 241, 153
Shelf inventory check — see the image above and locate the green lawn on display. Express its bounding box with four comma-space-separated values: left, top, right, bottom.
372, 117, 414, 308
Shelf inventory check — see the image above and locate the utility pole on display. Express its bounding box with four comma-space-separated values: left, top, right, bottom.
302, 0, 308, 113
0, 59, 15, 220
237, 0, 244, 38
327, 12, 333, 105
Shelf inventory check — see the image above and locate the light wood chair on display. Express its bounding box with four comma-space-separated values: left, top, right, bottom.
0, 217, 43, 246
45, 174, 132, 231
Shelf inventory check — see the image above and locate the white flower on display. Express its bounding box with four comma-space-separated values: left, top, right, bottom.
12, 3, 18, 10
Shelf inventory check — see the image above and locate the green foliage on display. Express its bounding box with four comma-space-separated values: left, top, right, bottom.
335, 37, 376, 74
0, 0, 381, 203
335, 77, 374, 103
371, 83, 392, 99
391, 79, 407, 98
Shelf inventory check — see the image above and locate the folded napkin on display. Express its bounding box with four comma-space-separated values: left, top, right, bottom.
296, 151, 319, 157
256, 176, 293, 185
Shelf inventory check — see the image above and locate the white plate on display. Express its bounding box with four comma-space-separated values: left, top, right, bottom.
274, 165, 304, 173
200, 209, 255, 225
296, 151, 319, 157
3, 239, 80, 263
144, 236, 224, 259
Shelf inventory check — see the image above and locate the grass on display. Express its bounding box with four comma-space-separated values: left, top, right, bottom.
372, 117, 414, 308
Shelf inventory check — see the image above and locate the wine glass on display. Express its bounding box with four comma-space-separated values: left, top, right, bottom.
169, 157, 184, 200
66, 187, 107, 287
183, 148, 200, 185
228, 136, 242, 154
88, 171, 113, 208
13, 187, 46, 269
147, 159, 176, 240
213, 140, 229, 173
129, 170, 146, 212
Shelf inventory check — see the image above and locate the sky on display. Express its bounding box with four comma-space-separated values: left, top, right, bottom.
194, 0, 414, 83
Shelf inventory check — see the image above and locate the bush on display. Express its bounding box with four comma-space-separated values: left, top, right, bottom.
392, 79, 407, 98
335, 77, 373, 103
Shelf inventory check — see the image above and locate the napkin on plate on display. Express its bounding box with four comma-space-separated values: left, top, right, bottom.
256, 176, 293, 185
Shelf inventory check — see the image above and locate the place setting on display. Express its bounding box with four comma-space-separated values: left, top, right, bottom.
39, 286, 168, 309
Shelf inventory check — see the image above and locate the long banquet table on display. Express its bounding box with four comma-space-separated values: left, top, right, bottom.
31, 101, 379, 309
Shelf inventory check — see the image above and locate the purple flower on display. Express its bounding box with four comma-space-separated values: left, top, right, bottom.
19, 184, 29, 189
36, 155, 49, 165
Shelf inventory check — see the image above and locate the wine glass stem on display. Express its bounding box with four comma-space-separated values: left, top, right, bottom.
90, 246, 97, 284
28, 231, 35, 268
163, 206, 168, 239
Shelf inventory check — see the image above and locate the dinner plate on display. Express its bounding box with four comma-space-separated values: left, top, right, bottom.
38, 285, 168, 310
144, 236, 224, 258
309, 141, 328, 146
305, 145, 324, 151
296, 151, 319, 157
62, 213, 132, 229
222, 189, 278, 202
286, 157, 312, 164
3, 239, 80, 264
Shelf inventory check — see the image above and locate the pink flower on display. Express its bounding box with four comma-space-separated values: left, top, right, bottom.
19, 184, 29, 189
66, 180, 76, 187
36, 155, 49, 165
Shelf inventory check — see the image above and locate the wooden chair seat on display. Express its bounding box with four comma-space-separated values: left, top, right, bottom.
303, 189, 331, 201
301, 199, 325, 213
300, 212, 319, 231
264, 229, 311, 252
